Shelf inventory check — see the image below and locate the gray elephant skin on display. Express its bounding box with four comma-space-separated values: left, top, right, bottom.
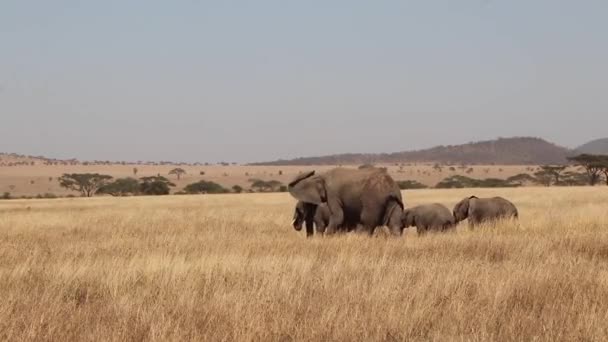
453, 196, 518, 227
402, 203, 455, 234
292, 202, 331, 237
288, 167, 405, 236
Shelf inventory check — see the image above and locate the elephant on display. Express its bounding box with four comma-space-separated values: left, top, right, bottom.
288, 167, 405, 236
402, 203, 455, 234
292, 201, 331, 237
453, 196, 518, 227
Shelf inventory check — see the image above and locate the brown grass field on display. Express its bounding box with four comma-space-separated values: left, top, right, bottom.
1, 187, 608, 341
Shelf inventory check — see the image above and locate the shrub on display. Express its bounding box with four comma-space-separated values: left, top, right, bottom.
1, 192, 10, 200
232, 185, 244, 193
435, 175, 518, 189
250, 179, 284, 192
183, 180, 228, 194
97, 178, 140, 196
396, 180, 428, 190
358, 164, 375, 169
200, 171, 205, 176
507, 173, 537, 186
139, 176, 175, 195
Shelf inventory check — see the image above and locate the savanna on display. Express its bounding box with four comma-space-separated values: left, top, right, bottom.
1, 186, 607, 341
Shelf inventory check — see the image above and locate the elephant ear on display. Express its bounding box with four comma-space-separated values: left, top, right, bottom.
453, 197, 471, 222
288, 171, 326, 205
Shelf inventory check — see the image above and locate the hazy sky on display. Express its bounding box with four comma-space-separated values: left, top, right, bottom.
1, 1, 607, 163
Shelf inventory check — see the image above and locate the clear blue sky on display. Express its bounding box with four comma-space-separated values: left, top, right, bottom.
1, 1, 606, 162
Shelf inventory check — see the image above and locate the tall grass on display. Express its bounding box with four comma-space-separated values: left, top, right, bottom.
1, 187, 608, 341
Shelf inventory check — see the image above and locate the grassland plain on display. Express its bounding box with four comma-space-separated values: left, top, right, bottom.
1, 187, 608, 341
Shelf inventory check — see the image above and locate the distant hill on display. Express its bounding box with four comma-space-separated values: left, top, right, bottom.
252, 137, 571, 166
575, 138, 608, 155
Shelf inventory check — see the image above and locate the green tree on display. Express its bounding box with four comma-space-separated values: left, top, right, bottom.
140, 176, 175, 195
169, 168, 186, 180
533, 170, 554, 186
560, 171, 589, 186
567, 154, 607, 185
538, 165, 567, 185
250, 179, 284, 192
97, 178, 140, 196
58, 173, 113, 197
183, 180, 228, 194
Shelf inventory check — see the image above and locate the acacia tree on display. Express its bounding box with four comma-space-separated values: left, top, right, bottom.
567, 154, 607, 186
169, 168, 186, 180
58, 173, 113, 197
538, 165, 567, 185
140, 176, 175, 195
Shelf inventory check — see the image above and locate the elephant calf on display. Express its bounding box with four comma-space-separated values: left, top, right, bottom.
292, 201, 331, 237
402, 203, 455, 234
453, 196, 518, 227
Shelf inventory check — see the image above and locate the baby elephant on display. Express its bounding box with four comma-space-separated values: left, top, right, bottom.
292, 201, 331, 237
402, 203, 455, 234
453, 196, 518, 227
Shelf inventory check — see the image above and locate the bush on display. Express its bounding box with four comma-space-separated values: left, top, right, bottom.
507, 173, 537, 186
435, 175, 518, 189
199, 171, 205, 176
140, 176, 175, 195
358, 164, 375, 169
97, 178, 140, 196
1, 192, 10, 200
279, 185, 288, 192
250, 179, 284, 192
232, 185, 244, 193
183, 180, 228, 194
396, 180, 428, 190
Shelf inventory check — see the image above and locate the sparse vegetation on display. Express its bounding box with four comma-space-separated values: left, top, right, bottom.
396, 180, 428, 190
435, 175, 518, 189
183, 180, 229, 194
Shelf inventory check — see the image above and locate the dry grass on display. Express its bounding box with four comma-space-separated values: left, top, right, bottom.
1, 187, 608, 341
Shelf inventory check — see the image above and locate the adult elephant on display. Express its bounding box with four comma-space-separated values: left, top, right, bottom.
288, 167, 405, 236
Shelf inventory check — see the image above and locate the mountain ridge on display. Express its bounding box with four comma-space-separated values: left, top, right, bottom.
251, 137, 574, 166
575, 138, 608, 155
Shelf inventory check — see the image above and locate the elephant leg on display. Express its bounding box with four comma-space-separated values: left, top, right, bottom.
315, 218, 326, 234
305, 219, 314, 238
324, 200, 344, 235
386, 203, 404, 237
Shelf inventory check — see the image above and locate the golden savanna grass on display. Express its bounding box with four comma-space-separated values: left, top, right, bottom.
1, 187, 608, 341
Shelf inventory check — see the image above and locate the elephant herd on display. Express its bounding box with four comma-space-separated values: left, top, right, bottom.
289, 167, 519, 237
